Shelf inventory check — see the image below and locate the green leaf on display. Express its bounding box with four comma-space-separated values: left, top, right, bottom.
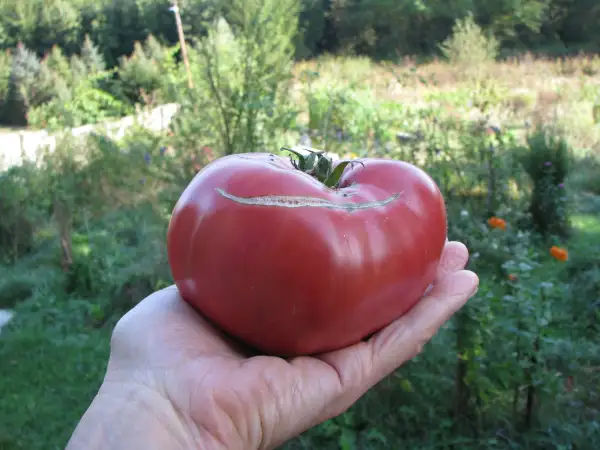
324, 160, 352, 188
365, 429, 387, 445
398, 378, 414, 393
315, 155, 332, 181
305, 152, 318, 171
338, 428, 357, 450
280, 147, 307, 169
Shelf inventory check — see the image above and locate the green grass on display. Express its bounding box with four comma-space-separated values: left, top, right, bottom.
0, 291, 114, 450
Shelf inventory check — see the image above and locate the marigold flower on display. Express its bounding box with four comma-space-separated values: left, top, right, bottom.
508, 273, 518, 281
488, 216, 506, 231
550, 246, 568, 262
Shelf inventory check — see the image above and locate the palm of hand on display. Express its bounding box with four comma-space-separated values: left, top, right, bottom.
106, 242, 477, 450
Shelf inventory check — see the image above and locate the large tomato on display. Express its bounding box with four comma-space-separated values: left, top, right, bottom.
167, 150, 447, 357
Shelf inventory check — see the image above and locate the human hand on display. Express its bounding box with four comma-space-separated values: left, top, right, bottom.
66, 241, 478, 450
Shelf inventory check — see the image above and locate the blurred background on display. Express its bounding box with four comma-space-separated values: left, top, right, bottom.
0, 0, 599, 448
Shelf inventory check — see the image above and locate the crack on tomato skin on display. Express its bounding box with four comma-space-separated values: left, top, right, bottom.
215, 188, 401, 212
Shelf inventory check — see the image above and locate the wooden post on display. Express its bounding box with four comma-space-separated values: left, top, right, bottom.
171, 0, 194, 89
54, 201, 73, 273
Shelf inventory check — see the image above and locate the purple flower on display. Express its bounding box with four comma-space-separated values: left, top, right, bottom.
144, 153, 151, 164
558, 183, 565, 189
544, 161, 552, 167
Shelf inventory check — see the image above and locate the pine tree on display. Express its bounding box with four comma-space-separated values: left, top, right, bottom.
45, 45, 71, 80
69, 54, 88, 85
80, 34, 106, 75
143, 34, 165, 62
4, 43, 43, 125
0, 49, 12, 108
118, 40, 162, 104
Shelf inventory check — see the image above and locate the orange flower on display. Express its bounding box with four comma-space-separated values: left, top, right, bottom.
550, 246, 568, 262
508, 273, 518, 281
488, 216, 506, 231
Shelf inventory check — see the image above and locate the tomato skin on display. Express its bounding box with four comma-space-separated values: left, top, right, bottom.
167, 153, 447, 357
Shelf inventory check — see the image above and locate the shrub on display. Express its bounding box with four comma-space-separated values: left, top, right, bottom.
0, 49, 12, 110
0, 164, 50, 263
28, 37, 131, 129
519, 127, 570, 237
439, 14, 499, 69
118, 35, 182, 105
192, 0, 301, 155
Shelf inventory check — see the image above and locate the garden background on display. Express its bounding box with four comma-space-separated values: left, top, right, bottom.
1, 0, 600, 449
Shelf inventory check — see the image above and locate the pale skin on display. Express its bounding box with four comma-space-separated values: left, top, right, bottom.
66, 241, 478, 450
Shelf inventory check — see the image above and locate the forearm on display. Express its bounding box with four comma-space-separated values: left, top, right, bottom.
66, 382, 221, 450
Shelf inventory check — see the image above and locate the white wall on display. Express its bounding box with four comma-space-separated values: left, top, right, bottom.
0, 103, 181, 171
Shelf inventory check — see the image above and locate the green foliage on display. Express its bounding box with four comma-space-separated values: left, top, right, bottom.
519, 127, 570, 237
118, 35, 183, 105
63, 208, 170, 306
439, 14, 499, 68
0, 0, 82, 54
27, 37, 131, 129
0, 163, 50, 263
27, 72, 131, 129
192, 0, 301, 155
0, 49, 11, 110
44, 45, 72, 82
0, 288, 113, 450
80, 34, 106, 74
0, 1, 599, 129
3, 44, 54, 125
295, 0, 327, 59
0, 0, 598, 73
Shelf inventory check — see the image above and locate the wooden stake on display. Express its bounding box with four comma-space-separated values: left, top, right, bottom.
171, 0, 194, 89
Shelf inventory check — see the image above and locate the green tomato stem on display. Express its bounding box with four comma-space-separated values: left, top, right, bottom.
281, 147, 354, 188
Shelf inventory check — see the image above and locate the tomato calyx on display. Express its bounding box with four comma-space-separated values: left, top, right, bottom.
281, 146, 361, 188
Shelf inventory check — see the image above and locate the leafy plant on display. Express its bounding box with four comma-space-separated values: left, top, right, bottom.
192, 0, 300, 155
439, 14, 499, 70
0, 48, 12, 109
118, 35, 182, 105
0, 163, 49, 263
519, 127, 571, 237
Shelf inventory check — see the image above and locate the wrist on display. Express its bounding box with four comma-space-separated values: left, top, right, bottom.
66, 380, 225, 450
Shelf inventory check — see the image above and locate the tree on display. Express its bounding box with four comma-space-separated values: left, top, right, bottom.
81, 35, 106, 74
194, 0, 300, 154
3, 43, 53, 125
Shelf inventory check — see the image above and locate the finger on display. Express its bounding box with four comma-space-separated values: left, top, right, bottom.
369, 269, 478, 381
318, 270, 478, 401
421, 240, 469, 297
436, 241, 470, 280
